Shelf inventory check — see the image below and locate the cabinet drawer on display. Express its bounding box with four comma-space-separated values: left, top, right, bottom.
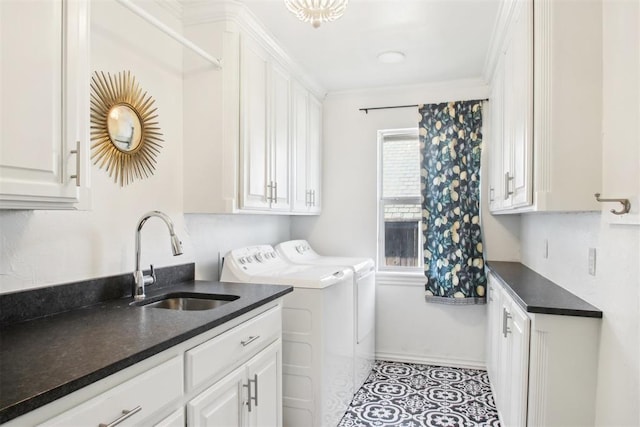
185, 305, 281, 391
39, 356, 183, 427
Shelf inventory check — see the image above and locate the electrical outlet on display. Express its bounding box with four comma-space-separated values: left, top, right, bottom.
588, 248, 596, 276
543, 239, 548, 259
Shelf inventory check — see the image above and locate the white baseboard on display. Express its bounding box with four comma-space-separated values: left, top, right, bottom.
375, 351, 487, 371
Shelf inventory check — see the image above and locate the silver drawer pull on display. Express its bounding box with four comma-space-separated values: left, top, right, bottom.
504, 172, 514, 199
70, 140, 81, 187
99, 406, 142, 427
241, 335, 259, 346
250, 373, 258, 408
243, 374, 259, 412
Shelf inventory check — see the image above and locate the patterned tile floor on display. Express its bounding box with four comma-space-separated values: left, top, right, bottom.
338, 360, 500, 427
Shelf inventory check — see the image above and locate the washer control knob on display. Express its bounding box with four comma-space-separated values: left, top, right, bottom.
296, 245, 304, 254
254, 253, 264, 262
238, 257, 246, 264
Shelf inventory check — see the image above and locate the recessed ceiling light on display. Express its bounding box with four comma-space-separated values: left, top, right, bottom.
377, 51, 406, 64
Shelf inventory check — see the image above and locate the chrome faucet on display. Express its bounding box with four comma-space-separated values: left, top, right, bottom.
133, 211, 184, 300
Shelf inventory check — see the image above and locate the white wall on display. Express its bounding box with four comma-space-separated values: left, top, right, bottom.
186, 214, 290, 281
519, 1, 640, 425
292, 79, 521, 368
0, 1, 288, 294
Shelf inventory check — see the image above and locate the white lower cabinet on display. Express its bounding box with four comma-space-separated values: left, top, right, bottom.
499, 289, 530, 427
188, 341, 280, 427
38, 356, 184, 427
487, 273, 600, 427
487, 279, 529, 427
7, 303, 283, 427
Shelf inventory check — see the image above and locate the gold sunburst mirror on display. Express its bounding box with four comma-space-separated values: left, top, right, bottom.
90, 71, 163, 186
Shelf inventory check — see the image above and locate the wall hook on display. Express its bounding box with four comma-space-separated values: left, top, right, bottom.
594, 193, 631, 215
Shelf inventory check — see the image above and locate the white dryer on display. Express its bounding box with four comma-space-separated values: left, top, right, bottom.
275, 240, 375, 392
221, 245, 354, 427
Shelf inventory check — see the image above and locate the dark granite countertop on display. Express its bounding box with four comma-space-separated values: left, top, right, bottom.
486, 261, 602, 318
0, 278, 293, 423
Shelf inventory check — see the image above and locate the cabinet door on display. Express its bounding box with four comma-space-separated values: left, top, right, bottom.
494, 284, 531, 427
291, 82, 309, 212
0, 0, 88, 209
497, 290, 513, 423
488, 57, 505, 212
506, 301, 530, 427
187, 365, 246, 427
501, 36, 516, 209
246, 341, 281, 427
240, 38, 270, 211
290, 84, 322, 214
485, 275, 502, 388
508, 0, 533, 208
269, 63, 291, 211
306, 96, 322, 213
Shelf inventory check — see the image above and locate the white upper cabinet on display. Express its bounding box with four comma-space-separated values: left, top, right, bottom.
0, 0, 90, 210
239, 37, 291, 212
488, 56, 505, 212
182, 3, 324, 215
504, 0, 533, 209
291, 82, 322, 214
267, 62, 292, 211
488, 0, 602, 213
307, 96, 322, 213
240, 38, 270, 211
490, 0, 533, 212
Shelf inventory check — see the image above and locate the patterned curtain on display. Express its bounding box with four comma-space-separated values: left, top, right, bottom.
419, 100, 486, 304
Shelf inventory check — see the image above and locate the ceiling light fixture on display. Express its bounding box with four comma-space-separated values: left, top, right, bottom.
284, 0, 348, 28
377, 51, 406, 64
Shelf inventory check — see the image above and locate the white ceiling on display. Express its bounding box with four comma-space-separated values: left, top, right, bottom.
236, 0, 501, 93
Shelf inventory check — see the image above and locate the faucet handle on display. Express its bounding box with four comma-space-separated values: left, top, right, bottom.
150, 264, 156, 283
143, 264, 156, 286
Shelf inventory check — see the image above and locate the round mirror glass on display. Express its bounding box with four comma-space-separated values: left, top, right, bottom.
107, 104, 143, 152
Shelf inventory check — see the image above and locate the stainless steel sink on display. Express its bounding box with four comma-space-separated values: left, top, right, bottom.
132, 292, 239, 311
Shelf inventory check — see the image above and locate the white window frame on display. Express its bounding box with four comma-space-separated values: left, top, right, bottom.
377, 128, 424, 273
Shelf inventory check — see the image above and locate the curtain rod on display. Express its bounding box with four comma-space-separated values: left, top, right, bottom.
359, 99, 489, 114
115, 0, 222, 69
359, 104, 418, 114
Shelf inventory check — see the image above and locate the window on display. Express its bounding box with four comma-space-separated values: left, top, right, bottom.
378, 128, 423, 271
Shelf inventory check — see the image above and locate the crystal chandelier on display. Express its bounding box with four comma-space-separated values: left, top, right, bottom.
284, 0, 348, 28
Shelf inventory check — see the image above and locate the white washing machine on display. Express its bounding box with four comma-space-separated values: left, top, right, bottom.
275, 240, 375, 392
220, 245, 354, 427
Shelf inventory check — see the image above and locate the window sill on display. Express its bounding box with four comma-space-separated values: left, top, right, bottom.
376, 271, 425, 287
